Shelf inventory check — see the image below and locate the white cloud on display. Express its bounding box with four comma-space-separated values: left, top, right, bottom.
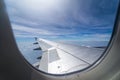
11, 24, 54, 35
80, 34, 111, 41
5, 0, 117, 41
11, 23, 77, 37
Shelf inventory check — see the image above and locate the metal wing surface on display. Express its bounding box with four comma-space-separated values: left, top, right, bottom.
33, 38, 104, 74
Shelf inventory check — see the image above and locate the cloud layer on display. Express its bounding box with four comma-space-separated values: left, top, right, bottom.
5, 0, 119, 41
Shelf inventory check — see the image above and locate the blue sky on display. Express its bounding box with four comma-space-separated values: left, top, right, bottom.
4, 0, 119, 41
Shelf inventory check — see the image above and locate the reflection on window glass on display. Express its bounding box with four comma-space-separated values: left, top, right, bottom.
5, 0, 119, 74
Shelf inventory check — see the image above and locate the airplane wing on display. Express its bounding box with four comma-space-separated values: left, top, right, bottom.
33, 38, 104, 74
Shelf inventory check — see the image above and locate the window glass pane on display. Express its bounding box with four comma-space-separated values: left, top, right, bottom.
5, 0, 119, 74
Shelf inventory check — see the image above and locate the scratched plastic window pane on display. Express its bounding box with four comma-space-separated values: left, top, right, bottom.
5, 0, 119, 74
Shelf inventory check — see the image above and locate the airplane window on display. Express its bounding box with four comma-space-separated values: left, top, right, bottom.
4, 0, 119, 74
